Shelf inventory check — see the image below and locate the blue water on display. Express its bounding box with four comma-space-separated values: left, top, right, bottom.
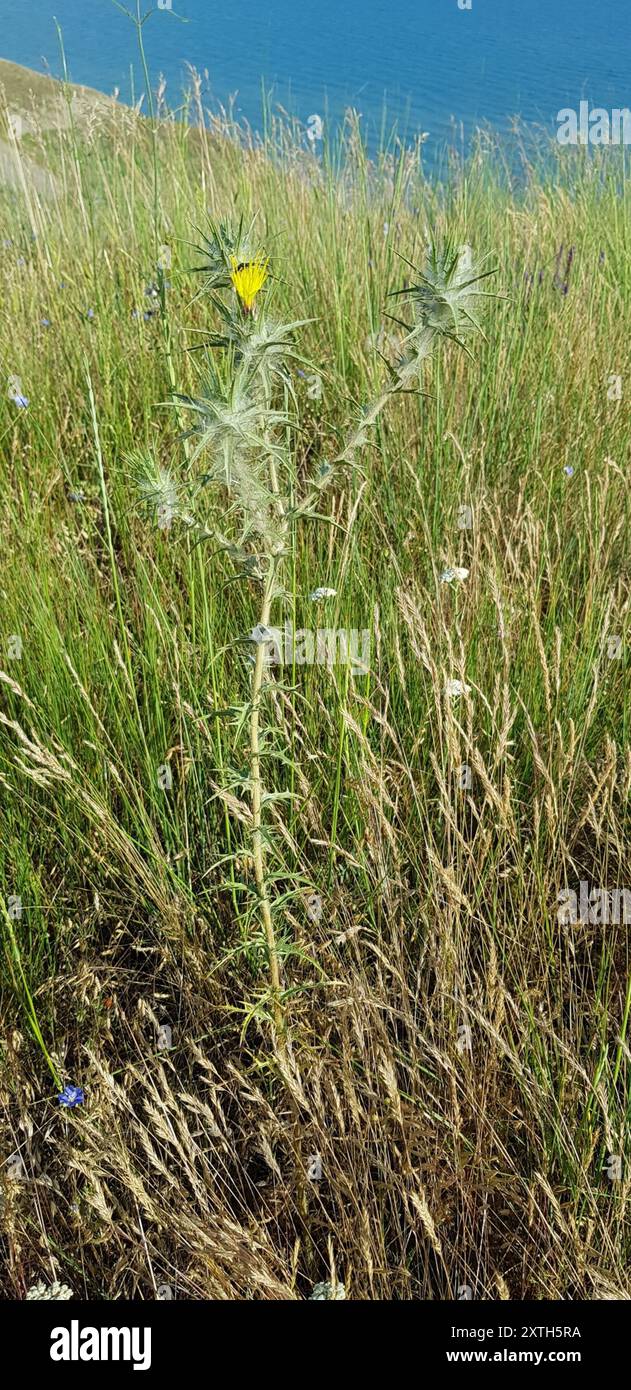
0, 0, 630, 155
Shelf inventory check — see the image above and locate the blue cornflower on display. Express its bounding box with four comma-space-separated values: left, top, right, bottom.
58, 1084, 85, 1108
564, 465, 574, 477
86, 308, 95, 320
11, 393, 29, 408
41, 317, 51, 328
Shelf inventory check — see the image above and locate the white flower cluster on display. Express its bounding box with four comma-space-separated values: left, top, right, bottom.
440, 567, 469, 583
26, 1279, 74, 1300
310, 1280, 346, 1300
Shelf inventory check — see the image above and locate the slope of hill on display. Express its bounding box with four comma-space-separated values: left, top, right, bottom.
0, 58, 117, 195
0, 57, 114, 128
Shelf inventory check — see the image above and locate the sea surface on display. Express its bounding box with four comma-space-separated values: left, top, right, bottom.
0, 0, 630, 158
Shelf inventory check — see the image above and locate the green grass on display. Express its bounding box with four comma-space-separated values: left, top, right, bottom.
0, 64, 630, 1301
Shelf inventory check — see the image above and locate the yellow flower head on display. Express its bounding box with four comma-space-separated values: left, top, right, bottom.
229, 254, 269, 312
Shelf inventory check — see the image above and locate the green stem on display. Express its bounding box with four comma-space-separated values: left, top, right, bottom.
1, 896, 62, 1090
134, 0, 160, 262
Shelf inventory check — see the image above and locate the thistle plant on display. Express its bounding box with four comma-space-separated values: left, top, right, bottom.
135, 221, 494, 1048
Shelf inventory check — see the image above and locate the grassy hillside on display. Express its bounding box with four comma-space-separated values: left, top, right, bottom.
0, 60, 630, 1301
0, 58, 118, 196
0, 56, 115, 121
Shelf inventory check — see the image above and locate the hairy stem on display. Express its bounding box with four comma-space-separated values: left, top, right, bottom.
250, 561, 284, 1042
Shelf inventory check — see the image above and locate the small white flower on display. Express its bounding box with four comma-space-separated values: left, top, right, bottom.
306, 892, 323, 924
440, 567, 469, 584
26, 1280, 74, 1300
446, 679, 471, 699
309, 587, 337, 601
310, 1280, 346, 1301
